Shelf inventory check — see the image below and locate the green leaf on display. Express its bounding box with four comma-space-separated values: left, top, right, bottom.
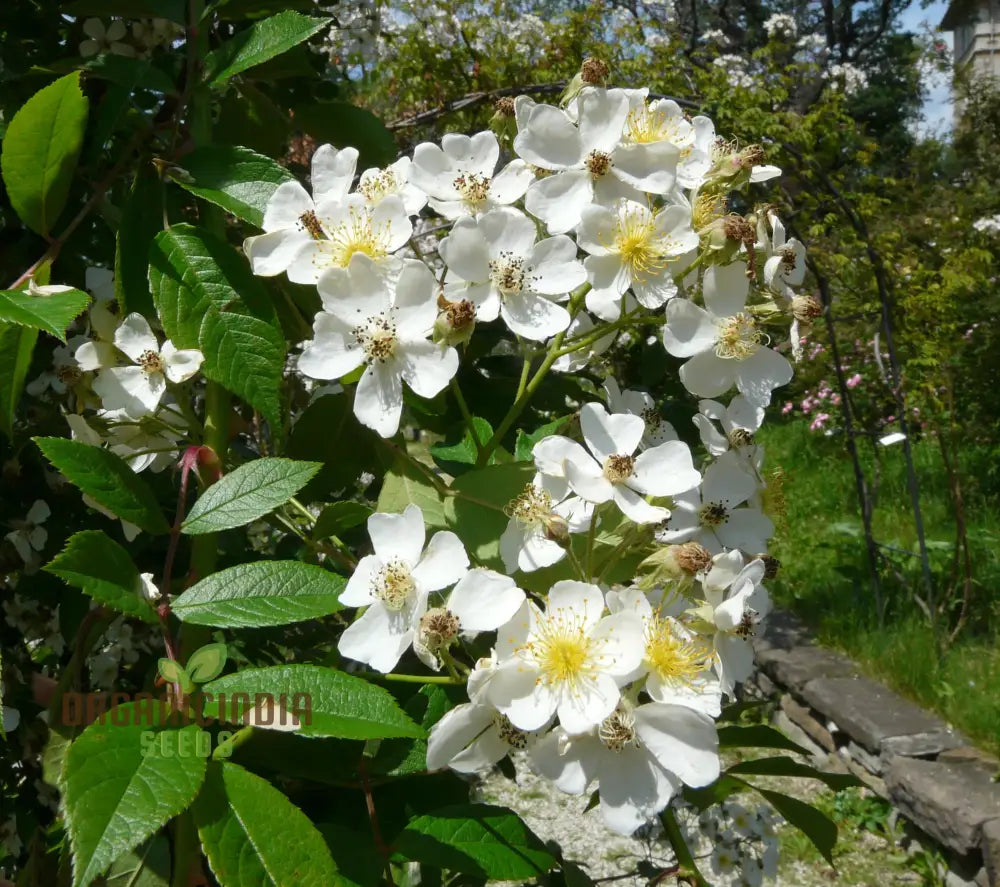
444, 463, 534, 567
0, 324, 38, 439
62, 704, 208, 887
0, 72, 89, 236
293, 101, 397, 170
515, 415, 574, 462
170, 144, 295, 227
391, 804, 557, 880
430, 417, 493, 470
682, 775, 745, 811
371, 684, 455, 777
44, 530, 157, 623
34, 437, 170, 534
82, 54, 177, 94
200, 665, 425, 740
182, 458, 321, 534
194, 761, 339, 887
103, 837, 170, 887
727, 756, 862, 791
187, 643, 228, 683
716, 724, 813, 756
313, 501, 373, 540
115, 169, 163, 317
205, 11, 331, 85
377, 455, 449, 530
317, 822, 381, 887
754, 786, 839, 865
149, 224, 286, 430
172, 560, 345, 627
0, 287, 90, 342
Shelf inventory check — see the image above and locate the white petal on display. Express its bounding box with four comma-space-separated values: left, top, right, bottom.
74, 340, 114, 372
576, 204, 617, 256
590, 611, 645, 676
426, 703, 495, 771
369, 505, 426, 567
438, 218, 490, 284
513, 104, 581, 169
662, 299, 717, 358
161, 342, 203, 383
311, 144, 359, 204
339, 554, 380, 607
524, 171, 593, 235
338, 603, 413, 673
612, 141, 678, 193
261, 180, 313, 231
489, 664, 557, 731
631, 441, 701, 496
447, 568, 525, 632
546, 580, 606, 632
518, 529, 567, 572
244, 229, 310, 276
532, 435, 590, 479
94, 366, 164, 416
354, 361, 403, 438
558, 672, 620, 734
679, 351, 737, 399
393, 260, 439, 338
598, 746, 676, 835
531, 730, 595, 795
612, 485, 669, 524
528, 245, 587, 296
317, 257, 388, 322
565, 456, 615, 504
577, 88, 629, 154
500, 292, 570, 341
749, 164, 781, 182
717, 509, 774, 553
26, 500, 50, 524
634, 704, 720, 787
735, 347, 793, 407
451, 728, 511, 773
488, 160, 534, 205
412, 530, 469, 591
580, 402, 643, 462
113, 314, 158, 363
703, 263, 749, 318
399, 340, 459, 399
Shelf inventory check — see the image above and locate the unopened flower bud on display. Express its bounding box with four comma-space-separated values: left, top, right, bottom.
489, 96, 518, 145
673, 542, 713, 575
543, 514, 570, 544
433, 295, 477, 346
418, 607, 460, 653
791, 295, 822, 322
580, 57, 610, 85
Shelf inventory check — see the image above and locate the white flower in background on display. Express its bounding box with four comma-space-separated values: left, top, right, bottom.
602, 378, 677, 449
762, 214, 806, 299
534, 403, 700, 524
138, 573, 162, 603
515, 88, 677, 233
409, 131, 533, 219
286, 193, 412, 285
621, 95, 715, 191
712, 54, 756, 90
551, 313, 617, 373
5, 500, 50, 565
438, 207, 584, 340
699, 551, 772, 694
655, 450, 773, 553
243, 145, 359, 277
531, 699, 719, 834
26, 340, 85, 397
827, 62, 868, 96
662, 262, 793, 406
488, 581, 644, 733
92, 314, 204, 417
763, 13, 797, 39
75, 296, 122, 374
413, 568, 526, 670
693, 395, 764, 474
104, 405, 188, 473
79, 18, 134, 57
500, 473, 593, 573
357, 157, 428, 216
298, 256, 459, 438
85, 267, 116, 302
338, 505, 469, 673
577, 199, 696, 319
973, 214, 1000, 235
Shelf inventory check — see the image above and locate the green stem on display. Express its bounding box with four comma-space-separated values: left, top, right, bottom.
214, 724, 255, 760
660, 806, 710, 887
450, 377, 483, 450
514, 351, 532, 400
374, 673, 465, 685
595, 525, 641, 583
585, 505, 600, 580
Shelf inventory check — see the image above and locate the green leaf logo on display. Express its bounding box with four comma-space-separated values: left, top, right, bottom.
157, 658, 193, 694
187, 643, 227, 683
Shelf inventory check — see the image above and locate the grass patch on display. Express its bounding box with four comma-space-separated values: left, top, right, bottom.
761, 420, 1000, 755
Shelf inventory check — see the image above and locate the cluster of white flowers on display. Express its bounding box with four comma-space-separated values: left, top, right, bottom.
2, 594, 64, 657
678, 799, 780, 885
972, 214, 1000, 235
712, 55, 757, 90
762, 13, 797, 40
826, 62, 869, 96
78, 17, 179, 59
87, 615, 158, 689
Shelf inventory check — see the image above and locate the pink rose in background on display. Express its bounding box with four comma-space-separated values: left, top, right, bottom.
847, 373, 862, 388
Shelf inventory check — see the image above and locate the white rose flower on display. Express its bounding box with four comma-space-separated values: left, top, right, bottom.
5, 500, 50, 564
602, 377, 677, 449
298, 256, 459, 438
356, 157, 428, 216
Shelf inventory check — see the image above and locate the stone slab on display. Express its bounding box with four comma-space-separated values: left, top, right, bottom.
801, 675, 955, 754
884, 756, 1000, 856
773, 709, 826, 760
941, 747, 1000, 769
846, 739, 884, 776
883, 730, 967, 759
983, 818, 1000, 887
780, 694, 837, 752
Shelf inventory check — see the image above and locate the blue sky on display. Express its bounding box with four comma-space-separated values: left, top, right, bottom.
901, 0, 953, 136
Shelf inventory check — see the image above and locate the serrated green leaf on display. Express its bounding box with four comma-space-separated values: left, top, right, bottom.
293, 101, 397, 170
515, 415, 574, 461
377, 455, 449, 529
103, 837, 170, 887
170, 144, 295, 227
44, 530, 157, 623
727, 755, 862, 791
716, 724, 812, 756
444, 462, 534, 568
182, 458, 321, 534
0, 288, 90, 342
205, 11, 331, 85
62, 704, 207, 887
34, 437, 170, 534
1, 72, 89, 236
194, 761, 339, 887
371, 684, 455, 777
430, 418, 492, 469
753, 786, 839, 865
157, 659, 192, 693
172, 560, 345, 627
313, 501, 373, 540
115, 169, 162, 317
187, 643, 228, 683
149, 224, 286, 430
0, 323, 39, 439
200, 665, 425, 740
391, 804, 556, 880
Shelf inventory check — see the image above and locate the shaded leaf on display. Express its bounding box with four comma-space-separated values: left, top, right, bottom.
0, 287, 90, 342
293, 101, 397, 170
727, 756, 862, 791
717, 724, 812, 756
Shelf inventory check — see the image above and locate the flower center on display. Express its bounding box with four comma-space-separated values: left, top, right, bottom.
319, 207, 390, 270
373, 559, 415, 611
728, 428, 756, 448
57, 365, 83, 386
453, 172, 491, 205
698, 501, 730, 527
715, 312, 761, 359
445, 298, 476, 331
521, 605, 600, 689
598, 707, 637, 752
352, 311, 399, 363
641, 406, 661, 427
734, 605, 760, 639
602, 454, 635, 484
645, 617, 708, 686
585, 150, 612, 178
488, 253, 526, 296
298, 210, 325, 240
418, 607, 460, 651
613, 207, 671, 282
494, 713, 529, 749
137, 349, 163, 375
358, 168, 400, 203
505, 483, 554, 527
